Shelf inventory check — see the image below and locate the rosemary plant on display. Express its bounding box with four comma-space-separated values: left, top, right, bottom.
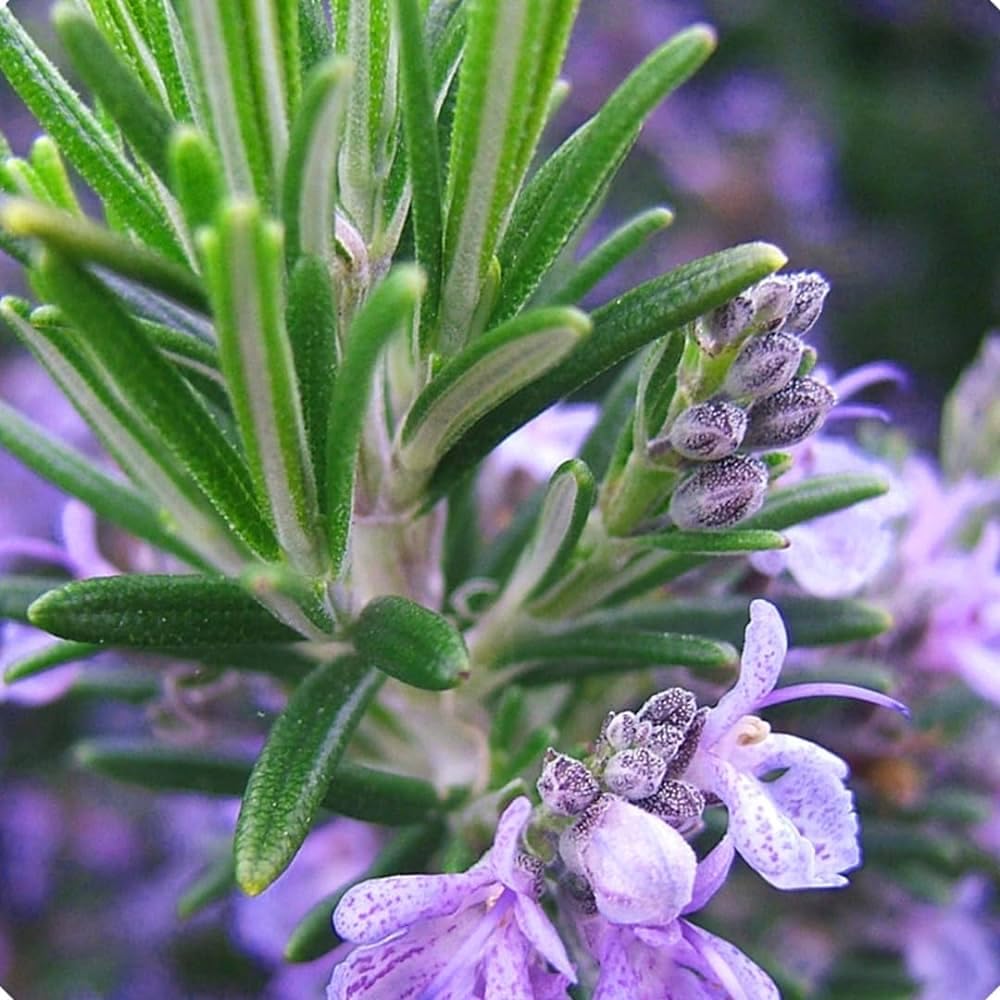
1, 1, 966, 996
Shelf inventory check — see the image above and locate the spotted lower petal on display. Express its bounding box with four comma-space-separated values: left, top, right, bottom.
333, 869, 491, 944
682, 921, 780, 1000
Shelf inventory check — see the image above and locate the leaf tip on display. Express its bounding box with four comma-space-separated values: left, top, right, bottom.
685, 22, 719, 55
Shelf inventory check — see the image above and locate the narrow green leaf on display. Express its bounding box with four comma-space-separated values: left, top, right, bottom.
29, 136, 81, 214
394, 0, 444, 344
54, 3, 175, 182
238, 0, 292, 190
334, 0, 393, 239
497, 723, 557, 784
1, 298, 246, 571
353, 595, 469, 690
174, 0, 266, 198
0, 398, 198, 561
742, 475, 890, 531
28, 575, 301, 647
637, 528, 788, 555
504, 629, 737, 683
2, 199, 207, 312
284, 821, 443, 962
502, 459, 595, 606
168, 126, 224, 233
3, 639, 99, 684
325, 266, 424, 573
234, 656, 383, 894
200, 203, 322, 572
177, 853, 236, 919
33, 252, 277, 560
0, 575, 66, 623
427, 242, 787, 501
577, 595, 893, 648
282, 57, 351, 262
442, 474, 480, 600
299, 0, 334, 77
438, 0, 545, 350
284, 257, 338, 513
547, 207, 674, 306
138, 0, 197, 123
398, 306, 591, 474
508, 0, 578, 185
0, 7, 181, 259
494, 25, 716, 322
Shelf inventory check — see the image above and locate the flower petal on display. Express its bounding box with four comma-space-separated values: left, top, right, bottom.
333, 869, 491, 944
327, 907, 481, 999
684, 836, 735, 915
514, 896, 576, 982
737, 733, 860, 882
702, 600, 787, 749
483, 919, 539, 1000
489, 796, 533, 888
682, 921, 780, 1000
575, 797, 696, 926
699, 756, 838, 890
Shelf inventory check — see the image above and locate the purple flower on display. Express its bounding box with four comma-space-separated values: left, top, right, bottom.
687, 600, 883, 889
329, 797, 575, 999
576, 837, 779, 999
560, 795, 697, 927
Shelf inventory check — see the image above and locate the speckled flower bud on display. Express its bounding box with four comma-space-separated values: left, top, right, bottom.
537, 749, 600, 816
604, 710, 648, 751
744, 376, 837, 449
697, 294, 754, 354
724, 331, 804, 400
662, 401, 748, 461
749, 276, 795, 332
669, 455, 769, 530
604, 747, 669, 800
783, 272, 830, 335
637, 779, 706, 822
638, 688, 698, 729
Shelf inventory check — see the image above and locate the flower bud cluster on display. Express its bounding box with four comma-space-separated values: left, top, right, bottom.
659, 272, 836, 530
537, 686, 709, 837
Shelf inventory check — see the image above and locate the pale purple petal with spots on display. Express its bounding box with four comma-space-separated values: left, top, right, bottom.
697, 755, 832, 890
327, 906, 480, 999
483, 919, 537, 999
682, 922, 780, 1000
702, 600, 788, 749
576, 797, 696, 926
333, 869, 491, 944
489, 796, 533, 888
683, 836, 736, 914
732, 733, 859, 882
590, 924, 660, 1000
514, 896, 576, 981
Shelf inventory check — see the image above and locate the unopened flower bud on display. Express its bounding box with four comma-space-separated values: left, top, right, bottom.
744, 377, 837, 449
604, 747, 668, 800
724, 331, 804, 399
637, 779, 706, 822
783, 272, 830, 335
749, 276, 795, 332
697, 294, 754, 354
537, 749, 600, 816
604, 710, 642, 750
638, 688, 698, 729
669, 455, 769, 530
662, 401, 748, 461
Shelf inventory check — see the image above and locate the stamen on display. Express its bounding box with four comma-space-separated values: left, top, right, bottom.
758, 682, 910, 717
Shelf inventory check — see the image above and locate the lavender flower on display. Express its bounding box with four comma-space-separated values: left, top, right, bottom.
574, 837, 779, 999
686, 600, 875, 889
329, 797, 575, 998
